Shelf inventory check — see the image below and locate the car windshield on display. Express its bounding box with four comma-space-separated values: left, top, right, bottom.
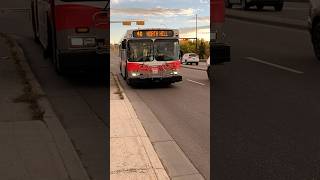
154, 39, 179, 61
189, 54, 197, 57
128, 40, 153, 62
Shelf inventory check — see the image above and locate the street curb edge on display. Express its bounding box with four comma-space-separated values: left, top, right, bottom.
181, 65, 207, 71
8, 35, 91, 180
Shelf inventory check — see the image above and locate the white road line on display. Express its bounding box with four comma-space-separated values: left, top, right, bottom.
187, 79, 206, 86
245, 57, 304, 74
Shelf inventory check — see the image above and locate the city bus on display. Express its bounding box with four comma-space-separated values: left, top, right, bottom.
119, 28, 183, 85
207, 0, 231, 80
31, 0, 109, 74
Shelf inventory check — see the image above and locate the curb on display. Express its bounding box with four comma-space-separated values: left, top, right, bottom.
181, 65, 207, 71
111, 73, 170, 180
226, 11, 308, 31
6, 35, 90, 180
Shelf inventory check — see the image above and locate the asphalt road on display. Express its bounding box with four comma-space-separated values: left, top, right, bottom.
213, 16, 320, 180
226, 2, 309, 21
0, 2, 108, 180
110, 52, 210, 179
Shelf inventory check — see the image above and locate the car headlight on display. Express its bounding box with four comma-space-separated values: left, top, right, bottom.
131, 72, 138, 77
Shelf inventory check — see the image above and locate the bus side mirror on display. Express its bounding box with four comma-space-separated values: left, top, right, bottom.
121, 41, 126, 49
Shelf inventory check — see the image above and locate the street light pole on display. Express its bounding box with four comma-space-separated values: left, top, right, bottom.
196, 13, 198, 53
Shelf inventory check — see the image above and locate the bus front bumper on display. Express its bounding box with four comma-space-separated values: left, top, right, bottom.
127, 75, 182, 84
59, 50, 109, 70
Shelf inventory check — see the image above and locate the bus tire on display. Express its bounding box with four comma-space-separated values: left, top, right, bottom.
125, 69, 133, 85
241, 0, 249, 10
312, 22, 320, 61
274, 3, 283, 11
124, 67, 128, 80
54, 55, 65, 75
257, 5, 264, 10
43, 16, 52, 58
207, 66, 213, 81
225, 0, 232, 8
31, 1, 39, 43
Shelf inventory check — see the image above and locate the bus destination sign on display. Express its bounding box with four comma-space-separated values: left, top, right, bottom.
133, 30, 174, 38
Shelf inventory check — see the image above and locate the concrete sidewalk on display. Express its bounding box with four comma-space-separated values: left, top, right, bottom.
0, 34, 89, 180
110, 73, 170, 180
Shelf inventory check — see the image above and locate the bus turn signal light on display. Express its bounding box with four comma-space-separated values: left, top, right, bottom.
76, 27, 89, 33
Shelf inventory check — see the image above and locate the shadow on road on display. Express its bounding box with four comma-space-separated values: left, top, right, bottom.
64, 71, 109, 87
230, 7, 280, 12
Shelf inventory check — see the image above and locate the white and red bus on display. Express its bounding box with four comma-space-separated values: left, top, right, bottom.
31, 0, 109, 74
119, 28, 182, 85
207, 0, 231, 80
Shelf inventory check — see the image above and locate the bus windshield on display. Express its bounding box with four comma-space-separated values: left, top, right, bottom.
154, 39, 179, 61
128, 40, 153, 62
61, 0, 106, 1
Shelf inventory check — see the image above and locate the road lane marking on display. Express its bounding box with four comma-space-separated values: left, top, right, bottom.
245, 57, 304, 74
187, 79, 206, 86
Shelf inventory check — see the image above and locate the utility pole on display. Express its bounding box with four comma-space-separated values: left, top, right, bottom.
196, 14, 198, 53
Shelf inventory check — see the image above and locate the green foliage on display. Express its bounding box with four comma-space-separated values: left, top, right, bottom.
180, 38, 209, 59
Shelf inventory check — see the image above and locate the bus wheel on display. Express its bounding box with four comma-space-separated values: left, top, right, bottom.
124, 67, 128, 80
312, 22, 320, 61
43, 17, 52, 58
54, 54, 65, 75
241, 0, 249, 10
225, 0, 232, 8
125, 69, 133, 85
31, 2, 39, 43
257, 5, 264, 10
274, 3, 283, 11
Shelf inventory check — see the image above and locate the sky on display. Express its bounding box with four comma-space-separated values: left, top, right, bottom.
110, 0, 210, 44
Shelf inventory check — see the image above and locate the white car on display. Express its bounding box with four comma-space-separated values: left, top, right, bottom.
181, 53, 199, 65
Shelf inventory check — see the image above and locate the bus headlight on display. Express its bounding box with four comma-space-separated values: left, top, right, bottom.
83, 38, 95, 47
71, 37, 96, 47
71, 38, 83, 47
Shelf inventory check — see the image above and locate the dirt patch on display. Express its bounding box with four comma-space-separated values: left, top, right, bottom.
112, 73, 124, 100
0, 33, 44, 120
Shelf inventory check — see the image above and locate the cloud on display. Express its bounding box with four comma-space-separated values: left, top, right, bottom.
179, 25, 209, 34
111, 7, 195, 17
111, 0, 150, 4
188, 16, 210, 23
111, 0, 195, 4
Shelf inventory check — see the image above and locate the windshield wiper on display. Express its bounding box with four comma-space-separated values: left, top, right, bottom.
103, 0, 109, 11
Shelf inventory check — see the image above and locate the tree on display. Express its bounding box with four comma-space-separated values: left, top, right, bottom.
198, 39, 206, 59
179, 39, 209, 59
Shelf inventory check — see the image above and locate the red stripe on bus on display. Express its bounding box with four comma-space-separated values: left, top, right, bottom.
127, 62, 140, 71
211, 0, 225, 23
127, 60, 181, 72
55, 4, 108, 31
